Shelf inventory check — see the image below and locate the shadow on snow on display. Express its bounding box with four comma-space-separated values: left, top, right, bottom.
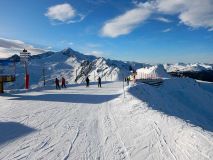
129, 82, 213, 132
0, 122, 36, 145
6, 81, 114, 94
7, 93, 120, 104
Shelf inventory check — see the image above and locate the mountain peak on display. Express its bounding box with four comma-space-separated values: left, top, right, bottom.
62, 47, 74, 53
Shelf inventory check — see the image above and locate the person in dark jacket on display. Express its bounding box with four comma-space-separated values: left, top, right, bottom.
86, 76, 90, 87
55, 78, 60, 89
127, 77, 130, 86
98, 76, 101, 88
61, 77, 66, 88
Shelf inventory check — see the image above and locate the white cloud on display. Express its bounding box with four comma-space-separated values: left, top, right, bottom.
155, 17, 172, 23
0, 47, 11, 58
45, 3, 85, 24
0, 38, 47, 58
45, 3, 75, 22
156, 0, 213, 29
162, 28, 172, 32
101, 0, 213, 38
68, 42, 74, 46
101, 3, 152, 38
156, 0, 186, 14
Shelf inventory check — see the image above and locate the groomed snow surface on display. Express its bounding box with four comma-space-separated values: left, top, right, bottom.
0, 78, 213, 160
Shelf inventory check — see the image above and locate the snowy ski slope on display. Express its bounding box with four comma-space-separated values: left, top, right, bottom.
0, 78, 213, 160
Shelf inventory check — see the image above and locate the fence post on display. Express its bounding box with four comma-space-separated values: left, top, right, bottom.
122, 74, 125, 98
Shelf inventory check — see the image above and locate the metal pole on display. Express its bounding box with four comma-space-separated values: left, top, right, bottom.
75, 69, 77, 82
43, 65, 45, 86
123, 74, 125, 98
25, 61, 29, 89
13, 61, 16, 89
25, 61, 27, 89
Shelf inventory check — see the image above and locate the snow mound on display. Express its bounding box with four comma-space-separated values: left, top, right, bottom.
136, 64, 170, 79
128, 77, 213, 132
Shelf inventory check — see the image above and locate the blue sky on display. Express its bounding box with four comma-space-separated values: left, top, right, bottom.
0, 0, 213, 63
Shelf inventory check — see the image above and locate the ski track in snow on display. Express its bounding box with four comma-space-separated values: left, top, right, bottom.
0, 81, 213, 160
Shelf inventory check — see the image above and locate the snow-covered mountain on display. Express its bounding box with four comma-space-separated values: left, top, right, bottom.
1, 48, 213, 89
2, 48, 149, 89
164, 63, 213, 72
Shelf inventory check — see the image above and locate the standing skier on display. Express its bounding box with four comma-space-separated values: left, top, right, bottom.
61, 77, 66, 88
127, 77, 130, 86
98, 76, 101, 88
55, 78, 60, 89
86, 76, 90, 87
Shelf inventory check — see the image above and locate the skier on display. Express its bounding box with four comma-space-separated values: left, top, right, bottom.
55, 78, 60, 89
127, 77, 130, 86
133, 75, 136, 83
61, 77, 66, 88
86, 76, 90, 87
98, 76, 101, 88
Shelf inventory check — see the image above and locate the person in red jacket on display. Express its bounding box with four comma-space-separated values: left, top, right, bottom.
61, 77, 66, 88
